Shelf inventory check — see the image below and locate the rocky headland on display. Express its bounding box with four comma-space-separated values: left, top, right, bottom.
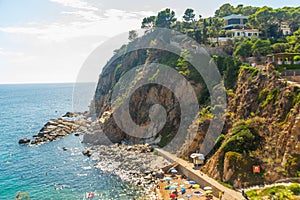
19, 112, 90, 145
20, 28, 300, 193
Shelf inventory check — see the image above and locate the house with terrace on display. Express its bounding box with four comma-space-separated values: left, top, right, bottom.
223, 14, 259, 38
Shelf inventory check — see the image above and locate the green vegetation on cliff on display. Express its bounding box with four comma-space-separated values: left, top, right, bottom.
220, 120, 262, 153
141, 4, 300, 55
199, 66, 300, 188
90, 3, 300, 190
246, 183, 300, 200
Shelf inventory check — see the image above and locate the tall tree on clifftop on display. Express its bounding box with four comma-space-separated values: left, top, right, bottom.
248, 6, 274, 38
214, 3, 234, 17
155, 8, 177, 28
183, 8, 195, 22
141, 16, 155, 29
128, 30, 138, 41
182, 8, 197, 37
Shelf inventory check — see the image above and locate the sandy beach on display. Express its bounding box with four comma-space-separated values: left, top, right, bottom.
148, 172, 219, 200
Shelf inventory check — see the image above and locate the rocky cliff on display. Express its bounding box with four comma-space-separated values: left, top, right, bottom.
83, 30, 300, 187
83, 31, 207, 148
201, 67, 300, 187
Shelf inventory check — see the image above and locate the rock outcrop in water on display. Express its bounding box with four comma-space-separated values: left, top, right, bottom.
18, 138, 31, 144
23, 112, 91, 145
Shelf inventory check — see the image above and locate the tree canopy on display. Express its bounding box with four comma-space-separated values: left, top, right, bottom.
128, 30, 138, 41
139, 4, 300, 59
183, 8, 196, 22
155, 8, 177, 28
141, 16, 155, 29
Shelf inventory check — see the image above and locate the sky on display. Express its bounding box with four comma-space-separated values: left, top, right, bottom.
0, 0, 299, 84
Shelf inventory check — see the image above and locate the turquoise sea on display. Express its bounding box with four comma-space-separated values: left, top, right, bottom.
0, 83, 141, 200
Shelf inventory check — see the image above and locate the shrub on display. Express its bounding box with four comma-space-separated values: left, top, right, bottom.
240, 66, 259, 77
261, 88, 279, 108
221, 120, 261, 153
214, 134, 225, 149
294, 55, 300, 61
245, 190, 258, 198
285, 154, 300, 177
288, 183, 300, 195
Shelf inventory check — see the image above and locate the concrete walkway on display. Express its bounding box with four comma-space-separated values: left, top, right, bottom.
286, 80, 300, 88
155, 148, 245, 200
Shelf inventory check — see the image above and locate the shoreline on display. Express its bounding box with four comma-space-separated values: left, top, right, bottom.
18, 112, 298, 199
18, 113, 220, 199
88, 143, 171, 199
18, 112, 171, 199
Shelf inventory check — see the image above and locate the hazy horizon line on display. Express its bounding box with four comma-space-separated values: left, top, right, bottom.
0, 81, 97, 85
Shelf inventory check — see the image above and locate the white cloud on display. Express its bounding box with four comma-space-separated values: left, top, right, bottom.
132, 11, 156, 17
0, 2, 156, 83
49, 0, 99, 11
103, 9, 156, 20
0, 8, 153, 42
104, 9, 137, 18
62, 10, 104, 21
0, 48, 36, 63
0, 27, 43, 35
0, 48, 24, 57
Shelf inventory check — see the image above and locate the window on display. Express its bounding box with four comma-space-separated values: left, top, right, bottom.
228, 18, 242, 25
248, 33, 252, 36
237, 32, 240, 36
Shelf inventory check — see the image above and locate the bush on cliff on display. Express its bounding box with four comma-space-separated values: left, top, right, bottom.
221, 120, 262, 154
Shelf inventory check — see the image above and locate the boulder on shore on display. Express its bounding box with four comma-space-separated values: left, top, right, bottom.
82, 149, 93, 157
19, 138, 31, 144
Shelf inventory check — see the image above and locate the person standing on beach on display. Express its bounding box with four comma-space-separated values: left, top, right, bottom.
219, 191, 224, 200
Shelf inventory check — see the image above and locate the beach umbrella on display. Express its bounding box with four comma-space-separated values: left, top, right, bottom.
205, 190, 213, 195
164, 185, 171, 190
189, 180, 196, 184
186, 194, 192, 198
170, 167, 176, 171
204, 186, 212, 190
193, 191, 202, 196
169, 185, 177, 189
184, 181, 190, 185
171, 169, 178, 173
170, 193, 176, 199
181, 187, 186, 194
192, 184, 200, 189
164, 177, 172, 181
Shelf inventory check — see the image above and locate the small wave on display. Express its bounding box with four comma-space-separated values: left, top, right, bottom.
77, 173, 88, 177
82, 166, 92, 170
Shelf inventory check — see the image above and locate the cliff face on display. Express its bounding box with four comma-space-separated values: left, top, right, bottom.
201, 67, 300, 187
84, 34, 205, 147
84, 32, 300, 187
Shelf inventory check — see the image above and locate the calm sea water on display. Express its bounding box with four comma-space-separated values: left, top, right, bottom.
0, 83, 142, 200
